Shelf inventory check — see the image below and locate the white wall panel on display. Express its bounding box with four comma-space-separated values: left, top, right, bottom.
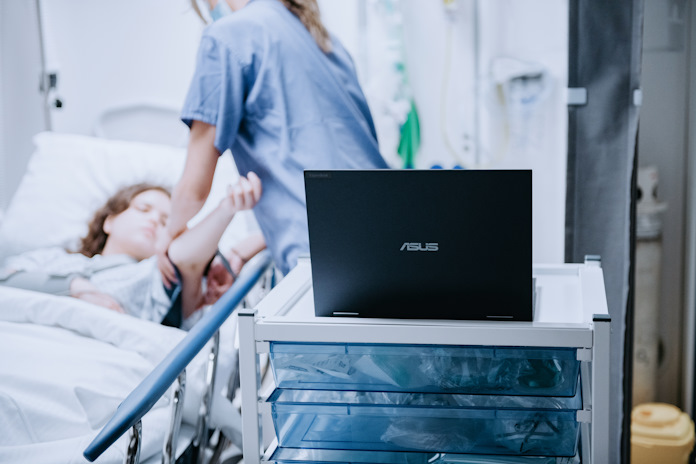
0, 0, 45, 210
319, 0, 567, 263
38, 0, 203, 138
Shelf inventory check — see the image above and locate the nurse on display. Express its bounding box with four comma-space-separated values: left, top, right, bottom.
158, 0, 388, 284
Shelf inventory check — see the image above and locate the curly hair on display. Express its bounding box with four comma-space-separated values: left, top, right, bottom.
78, 183, 171, 258
190, 0, 331, 53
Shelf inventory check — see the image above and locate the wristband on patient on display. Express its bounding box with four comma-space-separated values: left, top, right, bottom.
216, 249, 238, 280
202, 249, 238, 281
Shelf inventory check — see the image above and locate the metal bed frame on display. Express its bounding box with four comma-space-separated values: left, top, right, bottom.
84, 251, 275, 464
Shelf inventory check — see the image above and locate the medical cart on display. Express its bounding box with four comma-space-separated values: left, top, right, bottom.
238, 257, 610, 463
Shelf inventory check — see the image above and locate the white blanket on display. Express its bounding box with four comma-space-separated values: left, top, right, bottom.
0, 287, 219, 464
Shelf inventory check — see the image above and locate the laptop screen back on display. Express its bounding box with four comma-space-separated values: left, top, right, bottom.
304, 169, 532, 321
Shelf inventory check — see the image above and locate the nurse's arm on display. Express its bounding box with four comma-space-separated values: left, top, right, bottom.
168, 120, 220, 238
157, 120, 219, 286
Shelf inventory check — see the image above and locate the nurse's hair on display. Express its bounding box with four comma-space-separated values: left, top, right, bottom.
191, 0, 331, 53
280, 0, 331, 53
78, 183, 171, 258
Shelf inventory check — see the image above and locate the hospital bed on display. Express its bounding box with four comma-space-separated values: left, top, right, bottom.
0, 129, 273, 463
82, 251, 273, 463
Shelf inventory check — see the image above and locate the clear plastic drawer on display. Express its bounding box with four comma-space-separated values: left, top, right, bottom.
268, 388, 581, 457
269, 447, 580, 464
269, 343, 580, 396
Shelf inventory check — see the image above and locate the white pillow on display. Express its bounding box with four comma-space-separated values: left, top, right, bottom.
0, 132, 259, 262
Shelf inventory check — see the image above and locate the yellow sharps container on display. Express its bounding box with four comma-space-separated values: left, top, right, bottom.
631, 403, 694, 464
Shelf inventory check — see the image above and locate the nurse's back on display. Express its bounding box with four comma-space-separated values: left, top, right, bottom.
182, 0, 388, 274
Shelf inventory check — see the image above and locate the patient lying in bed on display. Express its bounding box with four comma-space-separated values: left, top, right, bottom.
0, 177, 265, 328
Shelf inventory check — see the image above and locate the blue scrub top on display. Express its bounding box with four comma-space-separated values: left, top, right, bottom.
182, 0, 388, 275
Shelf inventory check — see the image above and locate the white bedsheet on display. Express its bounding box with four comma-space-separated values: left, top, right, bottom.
0, 287, 213, 463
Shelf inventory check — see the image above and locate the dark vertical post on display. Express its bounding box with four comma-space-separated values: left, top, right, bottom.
566, 0, 644, 461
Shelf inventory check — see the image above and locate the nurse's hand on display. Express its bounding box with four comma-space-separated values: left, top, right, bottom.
156, 230, 179, 289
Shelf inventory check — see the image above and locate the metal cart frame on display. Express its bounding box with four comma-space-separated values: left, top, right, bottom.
238, 257, 611, 464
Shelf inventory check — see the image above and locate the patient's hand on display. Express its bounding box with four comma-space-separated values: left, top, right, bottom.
220, 172, 262, 215
75, 292, 126, 313
69, 277, 125, 314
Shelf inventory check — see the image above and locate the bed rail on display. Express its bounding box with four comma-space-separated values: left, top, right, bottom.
83, 251, 273, 462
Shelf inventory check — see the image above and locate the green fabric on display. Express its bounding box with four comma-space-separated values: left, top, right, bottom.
397, 99, 421, 169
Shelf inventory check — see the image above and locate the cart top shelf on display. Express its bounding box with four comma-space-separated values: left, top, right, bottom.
247, 259, 609, 349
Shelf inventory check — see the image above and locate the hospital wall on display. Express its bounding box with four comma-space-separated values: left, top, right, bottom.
0, 1, 45, 215
1, 0, 565, 263
317, 1, 567, 264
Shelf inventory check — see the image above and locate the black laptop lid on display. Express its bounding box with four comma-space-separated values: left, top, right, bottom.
304, 169, 532, 321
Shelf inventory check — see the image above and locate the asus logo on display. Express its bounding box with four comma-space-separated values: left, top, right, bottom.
400, 242, 439, 252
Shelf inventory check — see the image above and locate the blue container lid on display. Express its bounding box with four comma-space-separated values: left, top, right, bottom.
270, 447, 576, 464
267, 379, 581, 412
270, 342, 577, 360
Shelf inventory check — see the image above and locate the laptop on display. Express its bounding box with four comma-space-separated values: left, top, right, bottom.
304, 169, 533, 321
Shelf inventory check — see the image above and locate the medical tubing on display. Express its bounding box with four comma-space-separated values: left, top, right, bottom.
83, 251, 273, 462
440, 22, 465, 166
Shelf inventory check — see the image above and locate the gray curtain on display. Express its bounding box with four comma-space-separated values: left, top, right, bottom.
566, 0, 644, 462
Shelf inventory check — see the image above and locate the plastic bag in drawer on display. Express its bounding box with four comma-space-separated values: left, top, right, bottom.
269, 446, 578, 464
268, 388, 582, 456
270, 343, 580, 396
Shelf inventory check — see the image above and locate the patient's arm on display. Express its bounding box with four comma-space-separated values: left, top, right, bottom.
227, 233, 267, 270
0, 271, 125, 313
167, 173, 262, 319
0, 270, 74, 295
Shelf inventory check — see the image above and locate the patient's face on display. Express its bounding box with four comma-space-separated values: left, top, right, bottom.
104, 190, 171, 261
